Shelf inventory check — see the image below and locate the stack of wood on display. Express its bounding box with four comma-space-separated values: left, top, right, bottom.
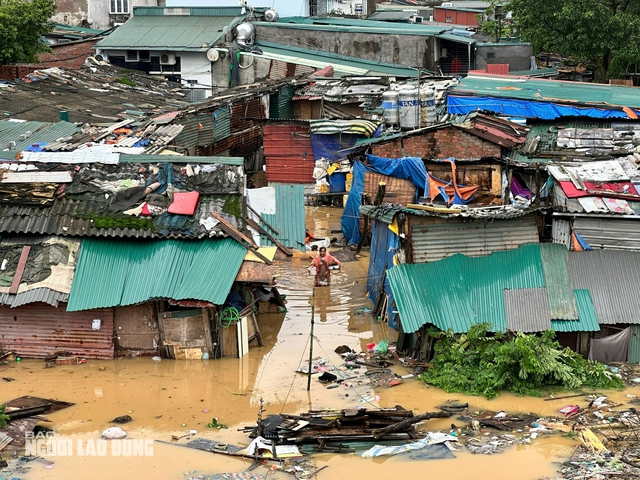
245, 406, 451, 446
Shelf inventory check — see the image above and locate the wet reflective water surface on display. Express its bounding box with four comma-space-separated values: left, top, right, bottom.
3, 206, 639, 480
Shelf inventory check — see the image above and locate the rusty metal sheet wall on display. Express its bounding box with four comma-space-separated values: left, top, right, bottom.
0, 303, 114, 359
269, 60, 287, 80
263, 124, 314, 183
230, 126, 263, 158
230, 98, 264, 132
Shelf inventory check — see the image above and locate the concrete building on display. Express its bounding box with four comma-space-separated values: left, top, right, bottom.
95, 6, 247, 99
53, 0, 158, 30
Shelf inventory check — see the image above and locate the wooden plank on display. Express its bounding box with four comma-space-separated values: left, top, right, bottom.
221, 322, 239, 358
245, 217, 293, 256
202, 309, 214, 359
9, 246, 30, 294
235, 261, 273, 283
247, 204, 279, 235
210, 211, 258, 248
210, 211, 273, 266
0, 171, 73, 184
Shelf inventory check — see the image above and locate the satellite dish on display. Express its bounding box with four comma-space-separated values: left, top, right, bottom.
206, 48, 220, 62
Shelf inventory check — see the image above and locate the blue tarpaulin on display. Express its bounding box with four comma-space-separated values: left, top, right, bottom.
367, 219, 400, 329
311, 133, 360, 161
447, 95, 640, 120
341, 154, 427, 245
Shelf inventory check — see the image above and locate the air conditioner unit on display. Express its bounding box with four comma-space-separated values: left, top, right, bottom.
414, 16, 424, 23
160, 53, 176, 65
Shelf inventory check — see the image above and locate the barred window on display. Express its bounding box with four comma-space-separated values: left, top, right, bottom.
110, 0, 129, 14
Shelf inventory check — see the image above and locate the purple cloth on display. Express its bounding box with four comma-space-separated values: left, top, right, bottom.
511, 176, 533, 199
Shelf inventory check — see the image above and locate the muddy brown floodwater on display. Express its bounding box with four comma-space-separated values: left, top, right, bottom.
2, 206, 640, 480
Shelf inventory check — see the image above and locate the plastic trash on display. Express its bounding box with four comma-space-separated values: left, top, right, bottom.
376, 339, 388, 355
102, 427, 127, 439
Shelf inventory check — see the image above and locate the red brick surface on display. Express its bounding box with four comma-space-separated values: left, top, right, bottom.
0, 39, 99, 80
370, 127, 502, 160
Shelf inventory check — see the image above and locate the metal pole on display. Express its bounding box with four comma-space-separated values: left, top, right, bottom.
306, 288, 316, 392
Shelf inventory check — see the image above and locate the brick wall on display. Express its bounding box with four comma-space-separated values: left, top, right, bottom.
56, 0, 74, 12
370, 126, 502, 160
39, 39, 99, 69
0, 39, 99, 80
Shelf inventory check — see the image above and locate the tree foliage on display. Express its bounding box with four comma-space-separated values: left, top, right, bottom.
476, 1, 512, 43
509, 0, 640, 81
419, 324, 624, 399
0, 0, 56, 65
0, 404, 9, 428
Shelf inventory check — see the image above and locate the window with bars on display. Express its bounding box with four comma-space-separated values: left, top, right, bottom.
110, 0, 129, 14
309, 0, 317, 16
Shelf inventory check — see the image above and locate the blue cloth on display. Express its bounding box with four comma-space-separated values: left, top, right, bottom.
311, 133, 360, 161
329, 172, 347, 192
341, 154, 427, 245
574, 232, 593, 251
367, 219, 400, 330
447, 95, 640, 120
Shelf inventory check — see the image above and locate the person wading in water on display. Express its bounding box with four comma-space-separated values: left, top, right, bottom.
310, 247, 341, 287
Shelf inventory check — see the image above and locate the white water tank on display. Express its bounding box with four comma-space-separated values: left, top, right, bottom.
382, 90, 399, 127
421, 87, 437, 126
398, 89, 420, 130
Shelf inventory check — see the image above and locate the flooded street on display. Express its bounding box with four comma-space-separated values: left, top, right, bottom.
3, 206, 640, 479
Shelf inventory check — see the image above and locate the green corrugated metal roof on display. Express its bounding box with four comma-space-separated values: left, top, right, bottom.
213, 107, 231, 142
540, 243, 578, 320
387, 243, 545, 334
451, 75, 640, 109
0, 121, 80, 151
173, 115, 220, 149
551, 290, 600, 332
436, 33, 477, 44
53, 23, 105, 34
259, 184, 306, 252
67, 238, 245, 311
510, 67, 559, 77
256, 19, 447, 36
254, 41, 423, 77
119, 154, 243, 165
96, 14, 244, 51
360, 205, 398, 224
133, 6, 244, 16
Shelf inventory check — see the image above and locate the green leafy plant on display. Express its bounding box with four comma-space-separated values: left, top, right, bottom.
206, 417, 227, 429
116, 77, 136, 87
418, 323, 624, 399
0, 403, 9, 428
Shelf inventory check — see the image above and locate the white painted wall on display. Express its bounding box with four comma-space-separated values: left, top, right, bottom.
100, 49, 230, 97
88, 0, 157, 30
165, 0, 309, 17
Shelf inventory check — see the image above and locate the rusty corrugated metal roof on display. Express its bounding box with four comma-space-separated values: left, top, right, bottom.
0, 303, 114, 359
452, 112, 530, 147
